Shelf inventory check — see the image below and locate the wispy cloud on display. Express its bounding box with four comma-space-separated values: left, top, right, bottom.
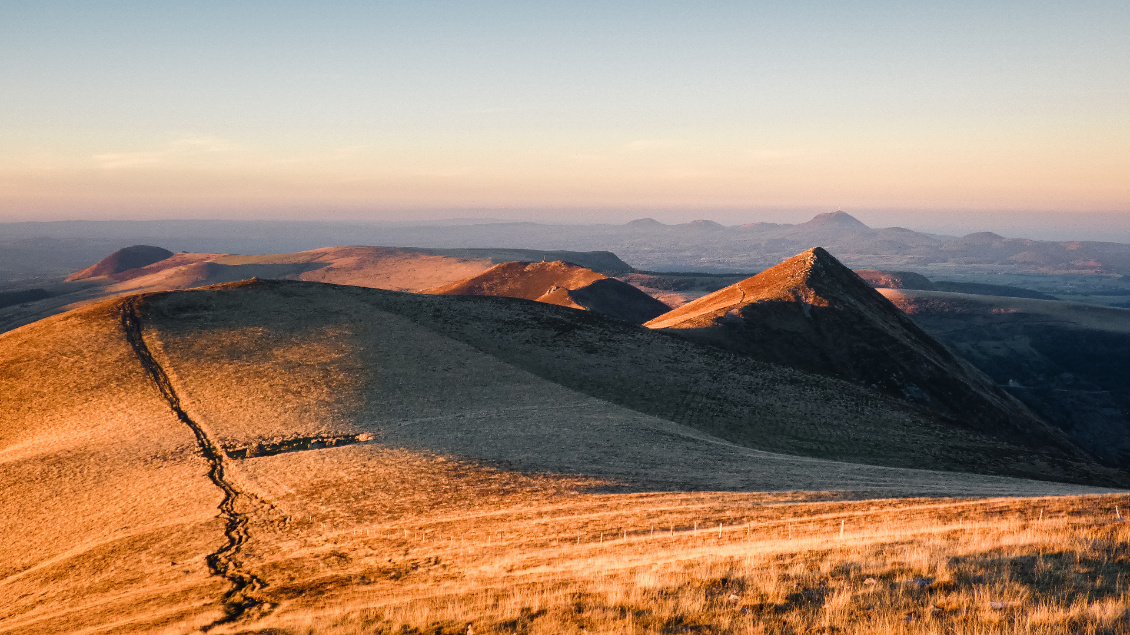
92, 137, 240, 170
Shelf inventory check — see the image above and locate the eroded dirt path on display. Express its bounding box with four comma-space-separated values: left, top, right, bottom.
120, 297, 272, 629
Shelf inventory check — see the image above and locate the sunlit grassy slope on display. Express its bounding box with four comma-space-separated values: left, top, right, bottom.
232, 491, 1130, 634
1, 280, 1126, 633
0, 301, 229, 633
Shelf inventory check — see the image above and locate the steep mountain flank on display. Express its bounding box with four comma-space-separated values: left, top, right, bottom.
425, 260, 670, 323
645, 248, 1069, 447
65, 244, 174, 281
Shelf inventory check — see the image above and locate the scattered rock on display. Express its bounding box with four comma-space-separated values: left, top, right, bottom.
989, 601, 1020, 610
907, 577, 933, 589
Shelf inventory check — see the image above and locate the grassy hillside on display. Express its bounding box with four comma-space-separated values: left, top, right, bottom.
0, 301, 228, 632
0, 246, 631, 336
1, 281, 1125, 633
137, 280, 1120, 486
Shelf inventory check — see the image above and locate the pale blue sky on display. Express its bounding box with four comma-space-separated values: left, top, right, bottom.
1, 1, 1127, 230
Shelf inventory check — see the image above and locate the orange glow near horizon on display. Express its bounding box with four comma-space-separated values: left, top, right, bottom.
2, 134, 1127, 220
2, 4, 1128, 225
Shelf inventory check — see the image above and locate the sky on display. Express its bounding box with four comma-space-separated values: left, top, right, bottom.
1, 1, 1128, 236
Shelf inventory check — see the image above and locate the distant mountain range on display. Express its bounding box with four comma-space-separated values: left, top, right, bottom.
498, 211, 1130, 275
4, 212, 1130, 286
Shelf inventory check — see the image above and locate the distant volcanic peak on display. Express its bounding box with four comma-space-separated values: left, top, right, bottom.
65, 245, 175, 281
678, 219, 727, 230
801, 211, 870, 232
625, 217, 667, 228
964, 231, 1006, 240
948, 231, 1008, 247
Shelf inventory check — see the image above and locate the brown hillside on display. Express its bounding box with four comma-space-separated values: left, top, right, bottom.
101, 246, 497, 293
425, 260, 670, 323
64, 244, 174, 281
645, 248, 1072, 447
2, 281, 1122, 632
3, 247, 608, 335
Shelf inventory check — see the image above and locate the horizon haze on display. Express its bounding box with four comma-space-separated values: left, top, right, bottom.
2, 2, 1127, 238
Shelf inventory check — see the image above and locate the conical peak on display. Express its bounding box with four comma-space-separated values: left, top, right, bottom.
739, 247, 863, 303
645, 247, 862, 329
803, 211, 869, 230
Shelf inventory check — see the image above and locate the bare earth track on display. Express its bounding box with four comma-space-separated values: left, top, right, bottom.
1, 280, 1127, 633
121, 297, 271, 628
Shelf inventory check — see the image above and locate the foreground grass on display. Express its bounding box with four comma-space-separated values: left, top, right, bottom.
233, 493, 1130, 634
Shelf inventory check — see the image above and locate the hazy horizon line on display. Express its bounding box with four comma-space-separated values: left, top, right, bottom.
4, 208, 1130, 243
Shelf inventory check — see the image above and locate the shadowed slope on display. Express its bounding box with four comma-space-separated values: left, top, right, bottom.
880, 287, 1130, 467
2, 280, 1124, 633
645, 248, 1070, 448
424, 260, 670, 323
166, 279, 1111, 486
65, 245, 174, 281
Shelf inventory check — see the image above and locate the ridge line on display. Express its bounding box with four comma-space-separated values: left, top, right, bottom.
120, 297, 272, 630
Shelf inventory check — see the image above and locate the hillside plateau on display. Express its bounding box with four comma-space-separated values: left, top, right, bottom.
0, 246, 630, 335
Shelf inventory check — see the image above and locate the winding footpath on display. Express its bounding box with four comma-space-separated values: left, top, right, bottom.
120, 297, 272, 629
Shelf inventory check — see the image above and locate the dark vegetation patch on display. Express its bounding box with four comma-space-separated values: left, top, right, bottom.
224, 434, 372, 460
0, 288, 49, 308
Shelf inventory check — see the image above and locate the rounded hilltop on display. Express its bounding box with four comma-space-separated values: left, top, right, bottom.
66, 245, 174, 281
425, 260, 670, 324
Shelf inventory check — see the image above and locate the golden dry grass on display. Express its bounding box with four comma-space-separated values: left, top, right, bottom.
229, 492, 1130, 635
4, 285, 1128, 634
